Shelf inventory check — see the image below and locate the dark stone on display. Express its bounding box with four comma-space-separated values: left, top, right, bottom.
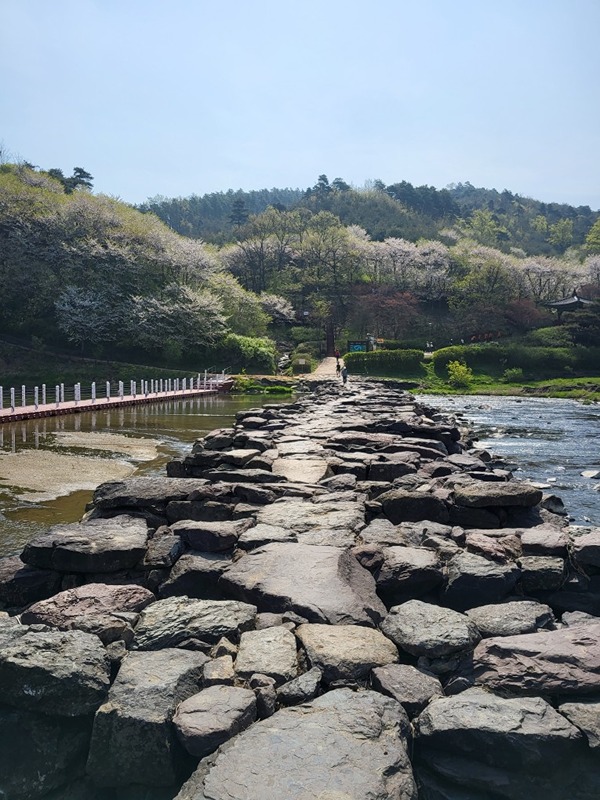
158, 551, 231, 599
443, 552, 521, 610
378, 489, 450, 525
0, 556, 61, 607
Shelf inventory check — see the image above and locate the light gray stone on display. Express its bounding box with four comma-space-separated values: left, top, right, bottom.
175, 688, 417, 800
371, 663, 443, 718
466, 600, 554, 637
234, 626, 298, 684
173, 685, 257, 758
295, 623, 399, 683
381, 600, 481, 658
132, 597, 257, 650
559, 699, 600, 748
220, 542, 386, 626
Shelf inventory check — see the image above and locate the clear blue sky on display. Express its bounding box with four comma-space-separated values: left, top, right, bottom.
2, 0, 599, 209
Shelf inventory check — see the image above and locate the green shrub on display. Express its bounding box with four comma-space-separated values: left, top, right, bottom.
503, 367, 524, 383
290, 354, 315, 374
344, 349, 425, 377
290, 327, 322, 345
447, 360, 473, 388
522, 326, 573, 347
214, 334, 276, 374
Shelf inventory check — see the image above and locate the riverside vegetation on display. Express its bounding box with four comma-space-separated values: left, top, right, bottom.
2, 380, 600, 799
2, 162, 600, 396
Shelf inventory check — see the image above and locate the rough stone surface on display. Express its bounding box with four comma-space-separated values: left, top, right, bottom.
559, 699, 600, 748
220, 542, 386, 626
0, 556, 62, 607
169, 520, 243, 552
132, 597, 257, 650
443, 551, 521, 610
378, 489, 450, 525
469, 622, 600, 696
376, 546, 443, 603
381, 600, 481, 658
465, 600, 555, 637
255, 498, 365, 535
86, 649, 208, 787
295, 623, 399, 683
453, 481, 543, 508
572, 529, 600, 567
173, 685, 257, 758
175, 689, 417, 800
21, 515, 149, 573
234, 626, 298, 684
415, 688, 584, 791
0, 704, 91, 800
236, 523, 297, 550
158, 551, 231, 599
371, 663, 443, 718
203, 655, 235, 686
0, 626, 110, 716
276, 666, 323, 705
20, 582, 154, 640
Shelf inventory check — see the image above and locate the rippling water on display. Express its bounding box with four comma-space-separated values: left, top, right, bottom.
418, 394, 600, 526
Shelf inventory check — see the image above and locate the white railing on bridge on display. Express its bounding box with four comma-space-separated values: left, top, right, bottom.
0, 370, 231, 413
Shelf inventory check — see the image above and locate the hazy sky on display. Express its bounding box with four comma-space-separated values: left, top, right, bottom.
2, 0, 599, 209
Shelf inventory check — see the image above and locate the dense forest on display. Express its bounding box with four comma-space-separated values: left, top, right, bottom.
2, 161, 600, 376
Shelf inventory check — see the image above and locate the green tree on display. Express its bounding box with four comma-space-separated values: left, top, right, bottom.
548, 218, 574, 251
229, 198, 249, 227
585, 218, 600, 253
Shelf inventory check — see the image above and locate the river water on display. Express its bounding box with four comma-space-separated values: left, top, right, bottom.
0, 394, 276, 557
1, 393, 599, 558
417, 394, 600, 527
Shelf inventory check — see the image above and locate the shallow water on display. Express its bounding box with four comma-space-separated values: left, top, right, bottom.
417, 394, 600, 526
0, 394, 278, 556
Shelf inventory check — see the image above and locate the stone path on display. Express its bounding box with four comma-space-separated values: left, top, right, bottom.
312, 356, 343, 377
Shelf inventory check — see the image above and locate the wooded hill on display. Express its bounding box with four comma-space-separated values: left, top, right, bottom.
140, 174, 599, 257
2, 162, 600, 377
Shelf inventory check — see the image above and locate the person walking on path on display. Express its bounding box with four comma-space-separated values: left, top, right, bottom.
341, 365, 348, 385
336, 361, 341, 377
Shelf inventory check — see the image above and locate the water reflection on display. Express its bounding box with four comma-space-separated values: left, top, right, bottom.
0, 394, 281, 556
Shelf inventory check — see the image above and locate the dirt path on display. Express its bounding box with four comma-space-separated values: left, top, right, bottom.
312, 357, 343, 377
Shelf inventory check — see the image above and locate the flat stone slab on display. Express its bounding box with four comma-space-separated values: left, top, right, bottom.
173, 685, 257, 758
234, 626, 298, 684
454, 481, 543, 508
470, 622, 600, 696
443, 551, 521, 610
132, 597, 257, 650
255, 499, 365, 533
93, 477, 211, 509
381, 599, 481, 658
271, 457, 330, 483
237, 523, 297, 550
465, 600, 554, 637
169, 520, 243, 551
20, 515, 148, 573
377, 489, 450, 525
87, 649, 208, 787
296, 623, 399, 683
175, 688, 417, 800
572, 529, 600, 567
220, 542, 386, 626
0, 626, 110, 717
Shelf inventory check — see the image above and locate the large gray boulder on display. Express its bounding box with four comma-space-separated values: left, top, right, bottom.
453, 481, 543, 508
158, 551, 231, 599
169, 520, 244, 551
469, 622, 600, 696
443, 551, 521, 610
92, 477, 213, 512
175, 688, 417, 800
21, 515, 149, 573
132, 596, 257, 650
173, 685, 257, 758
571, 529, 600, 567
234, 626, 298, 684
377, 489, 450, 525
376, 546, 444, 603
465, 600, 554, 637
255, 498, 365, 541
295, 623, 399, 683
0, 705, 91, 800
415, 688, 585, 798
220, 542, 386, 626
0, 626, 110, 716
86, 649, 207, 788
381, 600, 480, 658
